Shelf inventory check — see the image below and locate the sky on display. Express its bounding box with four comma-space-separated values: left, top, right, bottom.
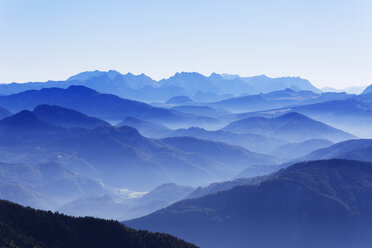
0, 0, 371, 89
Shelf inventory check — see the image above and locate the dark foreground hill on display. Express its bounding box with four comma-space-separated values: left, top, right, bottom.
0, 199, 197, 248
126, 159, 372, 248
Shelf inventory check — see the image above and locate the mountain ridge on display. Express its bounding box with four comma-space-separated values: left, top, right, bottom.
126, 159, 372, 248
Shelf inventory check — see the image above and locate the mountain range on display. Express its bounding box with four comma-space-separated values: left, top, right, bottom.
1, 70, 370, 247
0, 110, 275, 190
0, 85, 219, 128
207, 88, 353, 112
0, 70, 321, 102
119, 117, 286, 154
118, 115, 338, 155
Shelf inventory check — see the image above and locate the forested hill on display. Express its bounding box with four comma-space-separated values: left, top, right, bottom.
0, 199, 197, 248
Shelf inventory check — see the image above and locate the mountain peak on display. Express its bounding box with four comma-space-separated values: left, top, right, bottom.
172, 72, 205, 79
219, 73, 241, 80
67, 70, 122, 81
208, 73, 224, 80
66, 85, 100, 95
278, 112, 308, 120
223, 112, 354, 142
166, 95, 194, 105
361, 84, 372, 95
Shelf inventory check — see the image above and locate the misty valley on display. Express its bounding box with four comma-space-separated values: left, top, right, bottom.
1, 70, 372, 248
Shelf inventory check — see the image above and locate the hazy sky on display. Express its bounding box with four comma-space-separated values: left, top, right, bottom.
0, 0, 371, 88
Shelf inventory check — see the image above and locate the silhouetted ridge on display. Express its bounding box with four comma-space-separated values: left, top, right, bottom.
0, 199, 198, 248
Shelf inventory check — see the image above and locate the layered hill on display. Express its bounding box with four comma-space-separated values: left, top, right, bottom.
0, 85, 218, 127
119, 118, 286, 154
0, 110, 274, 190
